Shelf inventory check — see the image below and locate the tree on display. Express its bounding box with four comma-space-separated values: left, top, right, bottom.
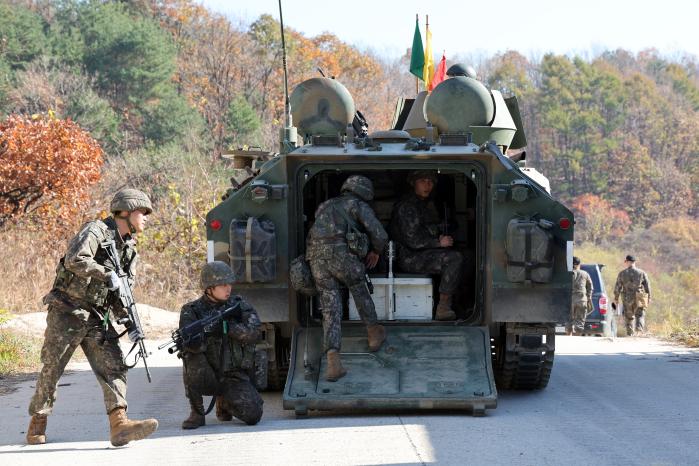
140, 88, 206, 145
7, 60, 121, 154
486, 51, 536, 99
224, 96, 261, 149
77, 2, 176, 109
0, 57, 12, 114
175, 11, 251, 157
0, 3, 47, 70
570, 194, 631, 244
0, 114, 103, 227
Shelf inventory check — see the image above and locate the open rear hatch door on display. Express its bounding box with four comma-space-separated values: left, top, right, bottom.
283, 324, 497, 416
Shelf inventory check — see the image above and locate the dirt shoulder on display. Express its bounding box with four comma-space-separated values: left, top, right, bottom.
0, 304, 178, 393
0, 303, 179, 339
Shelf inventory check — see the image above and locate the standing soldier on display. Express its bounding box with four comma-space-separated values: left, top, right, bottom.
390, 170, 464, 321
567, 256, 593, 335
26, 189, 158, 447
180, 261, 263, 429
613, 255, 651, 336
306, 175, 389, 382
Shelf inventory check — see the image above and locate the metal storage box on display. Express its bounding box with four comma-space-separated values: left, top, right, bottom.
349, 276, 433, 321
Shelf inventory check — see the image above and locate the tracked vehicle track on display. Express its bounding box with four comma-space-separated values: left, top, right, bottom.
495, 325, 555, 390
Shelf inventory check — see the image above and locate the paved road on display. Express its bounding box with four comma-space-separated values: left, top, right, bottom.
1, 336, 698, 465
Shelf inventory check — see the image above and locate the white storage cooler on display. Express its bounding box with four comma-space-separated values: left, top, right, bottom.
349, 276, 433, 321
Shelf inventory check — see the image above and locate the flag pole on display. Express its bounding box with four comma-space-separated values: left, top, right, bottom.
425, 14, 430, 91
415, 13, 419, 94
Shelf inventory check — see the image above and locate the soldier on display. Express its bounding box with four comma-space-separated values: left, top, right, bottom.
306, 175, 389, 381
26, 189, 158, 447
613, 255, 651, 336
180, 261, 263, 429
567, 256, 593, 335
390, 170, 464, 321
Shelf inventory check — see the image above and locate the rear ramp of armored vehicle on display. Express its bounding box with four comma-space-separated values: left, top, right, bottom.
283, 325, 497, 416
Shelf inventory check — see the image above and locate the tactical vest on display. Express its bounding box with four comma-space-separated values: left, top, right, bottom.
51, 221, 136, 308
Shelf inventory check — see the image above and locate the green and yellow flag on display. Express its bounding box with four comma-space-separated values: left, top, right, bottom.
423, 23, 434, 88
409, 16, 424, 80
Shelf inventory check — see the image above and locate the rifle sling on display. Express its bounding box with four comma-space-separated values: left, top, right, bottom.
123, 340, 140, 369
204, 396, 217, 415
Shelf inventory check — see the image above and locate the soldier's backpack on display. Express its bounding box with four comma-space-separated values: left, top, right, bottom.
505, 217, 554, 283
230, 217, 276, 283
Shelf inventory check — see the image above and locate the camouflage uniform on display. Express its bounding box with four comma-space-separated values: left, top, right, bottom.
180, 294, 263, 425
306, 190, 388, 353
390, 193, 464, 295
614, 265, 651, 336
29, 216, 135, 416
569, 268, 593, 334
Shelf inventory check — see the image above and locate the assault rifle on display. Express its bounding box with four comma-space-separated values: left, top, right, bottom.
102, 239, 152, 383
158, 302, 242, 355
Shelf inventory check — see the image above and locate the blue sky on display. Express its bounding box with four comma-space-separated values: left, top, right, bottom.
200, 0, 698, 60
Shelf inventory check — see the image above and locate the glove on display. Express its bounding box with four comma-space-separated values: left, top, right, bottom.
107, 271, 121, 291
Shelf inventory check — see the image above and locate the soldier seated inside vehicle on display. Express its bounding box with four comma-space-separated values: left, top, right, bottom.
301, 169, 477, 322
389, 170, 465, 321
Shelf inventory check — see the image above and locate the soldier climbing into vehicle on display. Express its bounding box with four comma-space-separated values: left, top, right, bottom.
306, 175, 389, 382
179, 261, 263, 429
390, 170, 465, 321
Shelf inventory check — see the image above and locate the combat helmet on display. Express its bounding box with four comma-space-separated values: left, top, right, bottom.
408, 170, 438, 186
341, 175, 374, 201
110, 189, 153, 215
200, 261, 236, 290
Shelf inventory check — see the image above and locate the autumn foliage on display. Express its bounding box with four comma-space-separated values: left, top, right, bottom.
0, 114, 103, 227
570, 193, 631, 244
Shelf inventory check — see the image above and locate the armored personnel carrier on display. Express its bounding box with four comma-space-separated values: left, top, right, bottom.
206, 70, 574, 416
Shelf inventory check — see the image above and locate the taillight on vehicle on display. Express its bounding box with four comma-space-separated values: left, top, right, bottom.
209, 219, 222, 231
599, 294, 608, 315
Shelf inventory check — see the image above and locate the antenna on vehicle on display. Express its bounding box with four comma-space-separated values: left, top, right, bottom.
278, 0, 297, 153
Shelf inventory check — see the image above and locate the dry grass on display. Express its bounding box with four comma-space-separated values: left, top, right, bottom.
0, 228, 63, 313
0, 329, 42, 375
0, 312, 42, 375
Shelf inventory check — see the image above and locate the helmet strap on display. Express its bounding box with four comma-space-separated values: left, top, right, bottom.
116, 211, 137, 234
204, 287, 226, 303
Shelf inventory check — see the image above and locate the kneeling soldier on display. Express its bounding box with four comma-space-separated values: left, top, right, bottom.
180, 261, 263, 429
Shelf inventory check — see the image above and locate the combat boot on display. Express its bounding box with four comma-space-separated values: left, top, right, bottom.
435, 293, 456, 321
26, 414, 47, 445
325, 349, 347, 382
215, 396, 232, 422
182, 396, 206, 430
108, 407, 158, 446
367, 324, 386, 352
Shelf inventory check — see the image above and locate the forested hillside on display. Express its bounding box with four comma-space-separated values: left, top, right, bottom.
1, 0, 697, 338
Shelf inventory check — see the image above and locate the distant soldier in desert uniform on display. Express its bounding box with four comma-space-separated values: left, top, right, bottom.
306, 175, 389, 381
613, 255, 651, 336
179, 261, 263, 429
26, 189, 158, 447
567, 256, 593, 335
390, 170, 464, 321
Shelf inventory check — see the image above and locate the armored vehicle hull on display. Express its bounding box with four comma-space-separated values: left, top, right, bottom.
206, 77, 574, 416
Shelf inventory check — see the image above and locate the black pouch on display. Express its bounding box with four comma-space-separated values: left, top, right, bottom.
289, 255, 317, 296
